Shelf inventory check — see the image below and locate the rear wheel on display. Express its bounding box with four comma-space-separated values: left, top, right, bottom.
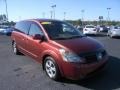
107, 32, 109, 36
44, 57, 61, 80
12, 41, 20, 55
110, 33, 113, 38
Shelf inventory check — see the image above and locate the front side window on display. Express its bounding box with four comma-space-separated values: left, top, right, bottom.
29, 23, 43, 36
41, 21, 84, 40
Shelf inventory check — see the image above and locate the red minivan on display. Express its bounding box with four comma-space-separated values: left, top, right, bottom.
11, 19, 108, 80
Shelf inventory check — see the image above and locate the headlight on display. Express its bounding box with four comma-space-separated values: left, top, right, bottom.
59, 49, 83, 63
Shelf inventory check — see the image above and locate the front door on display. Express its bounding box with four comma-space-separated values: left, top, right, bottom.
25, 22, 45, 60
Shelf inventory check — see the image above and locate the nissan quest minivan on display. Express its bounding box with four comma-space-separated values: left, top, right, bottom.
11, 19, 108, 80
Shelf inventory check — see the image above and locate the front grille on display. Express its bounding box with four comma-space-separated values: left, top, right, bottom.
79, 50, 107, 64
85, 54, 97, 63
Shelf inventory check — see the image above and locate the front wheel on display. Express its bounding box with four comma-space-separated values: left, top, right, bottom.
44, 57, 61, 80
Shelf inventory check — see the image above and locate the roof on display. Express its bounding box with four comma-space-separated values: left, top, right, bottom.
28, 18, 62, 22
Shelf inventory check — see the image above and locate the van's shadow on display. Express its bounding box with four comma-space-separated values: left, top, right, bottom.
60, 56, 120, 90
112, 37, 120, 39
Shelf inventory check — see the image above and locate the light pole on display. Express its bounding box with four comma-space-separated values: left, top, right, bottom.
81, 10, 85, 26
42, 12, 45, 18
50, 11, 53, 19
51, 5, 56, 19
4, 0, 8, 21
107, 8, 111, 21
64, 12, 66, 20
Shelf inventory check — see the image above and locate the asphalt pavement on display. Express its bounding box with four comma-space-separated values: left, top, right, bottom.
0, 34, 120, 90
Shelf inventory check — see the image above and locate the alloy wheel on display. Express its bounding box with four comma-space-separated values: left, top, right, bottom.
45, 59, 57, 78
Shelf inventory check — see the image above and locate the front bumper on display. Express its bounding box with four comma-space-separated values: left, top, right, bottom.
61, 55, 108, 80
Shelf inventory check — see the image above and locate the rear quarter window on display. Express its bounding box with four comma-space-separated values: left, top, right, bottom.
15, 21, 30, 34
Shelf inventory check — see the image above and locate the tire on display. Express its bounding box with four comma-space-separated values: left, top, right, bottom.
110, 33, 113, 38
44, 57, 61, 80
12, 41, 21, 55
107, 33, 109, 36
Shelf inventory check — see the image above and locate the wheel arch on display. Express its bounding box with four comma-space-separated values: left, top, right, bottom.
42, 54, 50, 70
41, 50, 63, 77
12, 40, 15, 45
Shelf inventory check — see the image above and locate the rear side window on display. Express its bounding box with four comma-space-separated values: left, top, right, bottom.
29, 23, 44, 36
15, 21, 30, 34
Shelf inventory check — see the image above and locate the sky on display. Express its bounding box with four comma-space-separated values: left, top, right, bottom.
0, 0, 120, 21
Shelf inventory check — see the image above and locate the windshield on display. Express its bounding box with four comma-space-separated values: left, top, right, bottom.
41, 21, 84, 40
86, 26, 95, 28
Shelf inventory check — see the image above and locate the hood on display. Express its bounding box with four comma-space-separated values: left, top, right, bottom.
53, 37, 103, 54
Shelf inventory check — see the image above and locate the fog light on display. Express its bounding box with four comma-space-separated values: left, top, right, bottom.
97, 53, 102, 60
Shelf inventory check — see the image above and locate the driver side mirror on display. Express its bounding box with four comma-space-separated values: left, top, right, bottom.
32, 34, 44, 41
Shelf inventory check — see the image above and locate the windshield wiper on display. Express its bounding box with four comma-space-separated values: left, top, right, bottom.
52, 37, 69, 40
68, 35, 86, 39
52, 35, 86, 40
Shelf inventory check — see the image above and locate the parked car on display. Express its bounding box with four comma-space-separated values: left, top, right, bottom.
0, 26, 10, 35
2, 27, 13, 36
74, 25, 83, 32
99, 25, 109, 32
11, 19, 108, 80
0, 27, 7, 34
83, 25, 98, 35
107, 26, 120, 38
